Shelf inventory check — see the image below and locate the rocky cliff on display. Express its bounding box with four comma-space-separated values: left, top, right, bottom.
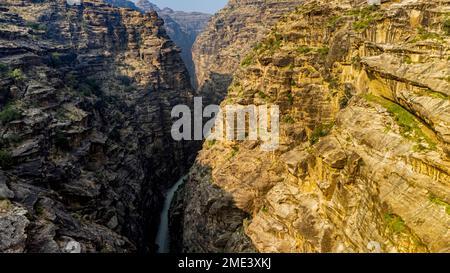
192, 0, 304, 104
135, 0, 159, 12
180, 0, 450, 253
136, 1, 211, 85
105, 0, 139, 10
0, 0, 195, 253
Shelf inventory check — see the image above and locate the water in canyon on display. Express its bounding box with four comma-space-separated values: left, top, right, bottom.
155, 175, 187, 253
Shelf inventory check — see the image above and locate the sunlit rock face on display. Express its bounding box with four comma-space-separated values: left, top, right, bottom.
192, 0, 305, 104
179, 0, 450, 253
135, 0, 160, 12
0, 0, 196, 253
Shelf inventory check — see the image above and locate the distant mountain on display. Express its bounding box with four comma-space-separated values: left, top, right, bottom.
155, 7, 211, 85
158, 7, 210, 38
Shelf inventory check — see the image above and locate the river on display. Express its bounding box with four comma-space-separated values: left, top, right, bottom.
155, 175, 186, 253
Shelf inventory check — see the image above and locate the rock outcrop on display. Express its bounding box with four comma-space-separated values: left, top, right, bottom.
192, 0, 304, 104
0, 0, 196, 253
180, 0, 450, 253
135, 0, 159, 12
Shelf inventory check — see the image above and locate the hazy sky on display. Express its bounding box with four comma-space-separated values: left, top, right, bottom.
134, 0, 228, 14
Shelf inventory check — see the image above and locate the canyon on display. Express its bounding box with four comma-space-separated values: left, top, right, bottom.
0, 0, 449, 254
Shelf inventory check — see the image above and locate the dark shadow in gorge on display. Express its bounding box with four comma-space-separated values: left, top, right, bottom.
168, 164, 256, 253
195, 72, 234, 106
162, 15, 199, 87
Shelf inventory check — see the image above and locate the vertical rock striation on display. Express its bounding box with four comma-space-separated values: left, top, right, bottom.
181, 0, 450, 253
136, 0, 211, 85
192, 0, 304, 104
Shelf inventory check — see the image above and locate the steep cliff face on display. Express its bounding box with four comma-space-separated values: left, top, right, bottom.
192, 0, 304, 104
0, 0, 195, 253
181, 0, 450, 253
136, 1, 211, 84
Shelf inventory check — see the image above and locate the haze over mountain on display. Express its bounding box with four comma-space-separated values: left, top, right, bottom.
132, 0, 227, 13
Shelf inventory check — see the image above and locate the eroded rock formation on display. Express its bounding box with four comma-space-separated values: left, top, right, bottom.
135, 0, 159, 12
0, 0, 195, 253
192, 0, 304, 104
136, 0, 211, 84
180, 0, 450, 253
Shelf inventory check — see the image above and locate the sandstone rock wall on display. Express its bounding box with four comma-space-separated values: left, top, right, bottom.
192, 0, 304, 104
181, 0, 450, 253
136, 0, 211, 85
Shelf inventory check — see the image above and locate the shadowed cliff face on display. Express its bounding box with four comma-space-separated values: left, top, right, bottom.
192, 0, 304, 105
135, 0, 211, 86
171, 164, 256, 253
180, 0, 450, 253
135, 0, 159, 12
0, 0, 197, 253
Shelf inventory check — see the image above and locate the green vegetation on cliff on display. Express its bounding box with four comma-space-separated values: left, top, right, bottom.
429, 195, 450, 215
348, 5, 383, 32
384, 213, 406, 234
310, 123, 334, 145
8, 68, 24, 81
365, 94, 436, 151
0, 150, 15, 170
443, 19, 450, 35
0, 103, 22, 124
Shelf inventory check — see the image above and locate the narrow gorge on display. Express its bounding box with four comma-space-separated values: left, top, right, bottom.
0, 0, 449, 254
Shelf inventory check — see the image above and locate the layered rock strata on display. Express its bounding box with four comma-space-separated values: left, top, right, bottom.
180, 0, 450, 253
136, 0, 211, 84
192, 0, 304, 104
0, 0, 195, 253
